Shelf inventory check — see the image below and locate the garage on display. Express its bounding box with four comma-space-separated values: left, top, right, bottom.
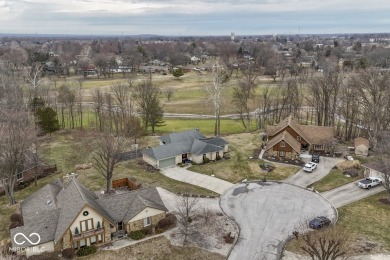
158, 157, 176, 168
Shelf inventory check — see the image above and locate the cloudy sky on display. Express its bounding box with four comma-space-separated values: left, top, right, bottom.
1, 0, 390, 36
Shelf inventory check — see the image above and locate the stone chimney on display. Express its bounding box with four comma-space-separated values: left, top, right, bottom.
62, 173, 78, 188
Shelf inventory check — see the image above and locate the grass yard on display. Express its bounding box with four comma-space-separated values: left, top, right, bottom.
85, 236, 224, 260
310, 168, 361, 192
337, 191, 390, 250
155, 118, 246, 136
286, 191, 390, 255
189, 132, 299, 183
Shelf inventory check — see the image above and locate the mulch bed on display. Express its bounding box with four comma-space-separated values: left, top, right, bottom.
378, 198, 390, 205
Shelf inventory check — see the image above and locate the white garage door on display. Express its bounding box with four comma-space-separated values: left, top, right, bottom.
159, 157, 176, 168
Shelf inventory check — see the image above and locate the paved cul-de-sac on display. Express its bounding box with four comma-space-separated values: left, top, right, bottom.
220, 182, 337, 260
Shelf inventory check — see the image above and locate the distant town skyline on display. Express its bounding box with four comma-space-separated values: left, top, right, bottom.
1, 0, 390, 36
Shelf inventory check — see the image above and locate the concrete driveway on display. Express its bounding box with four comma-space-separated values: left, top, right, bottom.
322, 181, 386, 208
160, 166, 234, 194
284, 156, 342, 188
220, 182, 337, 260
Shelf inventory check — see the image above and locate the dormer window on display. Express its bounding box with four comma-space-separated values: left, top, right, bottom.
280, 141, 285, 147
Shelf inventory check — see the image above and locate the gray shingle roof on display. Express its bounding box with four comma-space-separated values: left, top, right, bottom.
97, 187, 167, 223
159, 129, 206, 144
53, 178, 115, 243
11, 178, 167, 247
144, 130, 228, 160
10, 209, 60, 247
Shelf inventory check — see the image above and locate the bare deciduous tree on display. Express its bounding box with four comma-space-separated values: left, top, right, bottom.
0, 110, 36, 205
162, 87, 175, 101
205, 62, 229, 136
175, 195, 199, 245
91, 131, 130, 193
293, 225, 352, 260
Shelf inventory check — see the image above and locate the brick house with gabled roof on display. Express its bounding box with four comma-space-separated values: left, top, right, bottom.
265, 115, 335, 159
10, 173, 167, 258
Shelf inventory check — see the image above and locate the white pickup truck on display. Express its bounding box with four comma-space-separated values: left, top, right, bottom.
358, 177, 382, 189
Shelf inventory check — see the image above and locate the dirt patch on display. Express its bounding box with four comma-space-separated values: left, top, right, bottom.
165, 209, 238, 257
85, 236, 224, 260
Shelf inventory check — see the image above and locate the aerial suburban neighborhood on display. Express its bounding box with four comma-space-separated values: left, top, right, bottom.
1, 1, 390, 260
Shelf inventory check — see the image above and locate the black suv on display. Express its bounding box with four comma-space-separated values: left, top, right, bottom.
309, 216, 331, 229
312, 154, 320, 163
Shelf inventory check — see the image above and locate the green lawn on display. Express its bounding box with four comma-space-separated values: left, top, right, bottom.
155, 118, 246, 136
188, 132, 299, 183
310, 168, 362, 192
338, 191, 390, 250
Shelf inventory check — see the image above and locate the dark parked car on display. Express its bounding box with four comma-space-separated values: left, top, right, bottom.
309, 216, 331, 229
312, 154, 320, 163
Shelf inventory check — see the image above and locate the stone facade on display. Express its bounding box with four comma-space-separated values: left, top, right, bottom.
127, 212, 166, 232
54, 239, 63, 252
151, 213, 166, 226
62, 229, 71, 249
266, 149, 299, 159
103, 220, 111, 243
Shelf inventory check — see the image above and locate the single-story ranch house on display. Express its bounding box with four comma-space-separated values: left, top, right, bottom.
265, 115, 335, 159
143, 129, 229, 169
10, 173, 167, 258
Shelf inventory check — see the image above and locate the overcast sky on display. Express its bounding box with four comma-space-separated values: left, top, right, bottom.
1, 0, 390, 36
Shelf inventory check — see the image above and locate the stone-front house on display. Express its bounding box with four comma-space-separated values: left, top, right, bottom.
265, 115, 335, 159
143, 129, 229, 169
10, 174, 167, 258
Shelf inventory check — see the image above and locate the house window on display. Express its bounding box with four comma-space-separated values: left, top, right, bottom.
80, 219, 93, 232
90, 236, 97, 245
279, 151, 286, 157
280, 141, 285, 147
143, 217, 151, 227
203, 154, 207, 160
98, 234, 102, 242
16, 172, 23, 180
79, 239, 86, 248
73, 241, 78, 249
313, 144, 324, 150
297, 136, 301, 141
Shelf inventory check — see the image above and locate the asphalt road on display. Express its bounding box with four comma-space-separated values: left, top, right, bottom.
322, 181, 386, 208
284, 156, 342, 188
220, 182, 337, 260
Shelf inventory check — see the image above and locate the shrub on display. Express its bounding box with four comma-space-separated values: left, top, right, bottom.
76, 246, 97, 257
191, 161, 198, 165
203, 158, 210, 163
141, 226, 152, 236
9, 221, 23, 230
216, 155, 221, 161
157, 214, 177, 229
62, 248, 74, 259
343, 168, 360, 177
156, 228, 164, 234
10, 213, 23, 224
129, 230, 145, 240
166, 213, 177, 224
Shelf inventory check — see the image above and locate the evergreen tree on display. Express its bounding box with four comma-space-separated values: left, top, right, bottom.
36, 107, 60, 135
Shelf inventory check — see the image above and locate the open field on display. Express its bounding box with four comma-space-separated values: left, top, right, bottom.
85, 236, 225, 260
156, 118, 245, 135
189, 132, 300, 183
